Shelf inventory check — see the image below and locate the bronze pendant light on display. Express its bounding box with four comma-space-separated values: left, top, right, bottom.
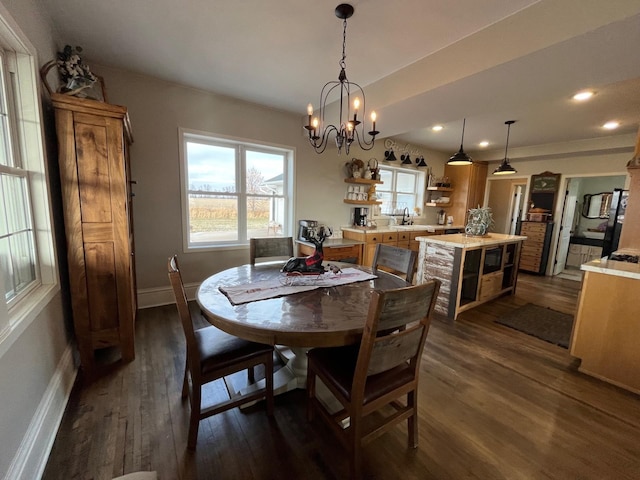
493, 120, 517, 175
447, 118, 472, 165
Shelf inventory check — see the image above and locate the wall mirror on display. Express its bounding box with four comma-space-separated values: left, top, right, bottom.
582, 192, 612, 218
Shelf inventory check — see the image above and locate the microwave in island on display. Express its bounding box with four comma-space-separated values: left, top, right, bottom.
482, 247, 503, 274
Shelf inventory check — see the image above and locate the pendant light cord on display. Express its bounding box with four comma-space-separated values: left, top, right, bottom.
504, 122, 511, 161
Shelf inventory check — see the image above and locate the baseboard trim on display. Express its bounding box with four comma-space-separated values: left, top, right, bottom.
4, 343, 77, 480
137, 282, 200, 309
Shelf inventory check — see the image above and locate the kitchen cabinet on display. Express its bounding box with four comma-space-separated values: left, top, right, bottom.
342, 228, 443, 266
52, 93, 136, 378
571, 261, 640, 394
517, 221, 554, 274
444, 162, 488, 225
297, 239, 362, 264
566, 244, 603, 267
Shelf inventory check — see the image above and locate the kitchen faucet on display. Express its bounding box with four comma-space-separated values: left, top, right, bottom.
401, 207, 412, 225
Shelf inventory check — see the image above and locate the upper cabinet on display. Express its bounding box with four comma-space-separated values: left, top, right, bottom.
444, 162, 488, 225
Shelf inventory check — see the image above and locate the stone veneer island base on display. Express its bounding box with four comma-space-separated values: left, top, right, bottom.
416, 233, 526, 319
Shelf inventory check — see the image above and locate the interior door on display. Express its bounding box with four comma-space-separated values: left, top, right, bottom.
508, 184, 526, 235
553, 179, 579, 275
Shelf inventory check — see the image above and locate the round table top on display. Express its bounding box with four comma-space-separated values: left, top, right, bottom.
196, 262, 409, 348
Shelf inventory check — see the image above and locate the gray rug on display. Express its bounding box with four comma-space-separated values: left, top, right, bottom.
495, 303, 574, 348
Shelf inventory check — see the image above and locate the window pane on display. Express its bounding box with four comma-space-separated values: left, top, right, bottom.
397, 193, 416, 212
246, 195, 284, 237
9, 230, 35, 297
246, 150, 284, 194
378, 168, 393, 191
0, 237, 12, 299
188, 194, 238, 243
186, 142, 236, 193
397, 172, 416, 192
2, 173, 30, 232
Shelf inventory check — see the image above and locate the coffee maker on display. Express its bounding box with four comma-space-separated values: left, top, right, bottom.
354, 207, 368, 227
298, 219, 318, 241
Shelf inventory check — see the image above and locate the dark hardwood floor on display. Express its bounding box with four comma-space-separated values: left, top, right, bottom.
42, 273, 640, 480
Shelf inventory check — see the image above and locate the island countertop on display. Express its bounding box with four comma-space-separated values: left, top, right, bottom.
580, 257, 640, 280
416, 232, 527, 248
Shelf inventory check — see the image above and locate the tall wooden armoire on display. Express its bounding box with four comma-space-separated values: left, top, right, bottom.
52, 93, 136, 377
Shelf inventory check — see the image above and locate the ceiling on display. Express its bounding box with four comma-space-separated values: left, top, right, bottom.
39, 0, 640, 160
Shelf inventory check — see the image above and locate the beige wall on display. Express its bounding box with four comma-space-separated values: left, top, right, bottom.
0, 0, 72, 477
93, 65, 449, 289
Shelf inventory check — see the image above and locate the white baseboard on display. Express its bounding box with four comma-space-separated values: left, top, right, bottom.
4, 343, 77, 480
137, 282, 200, 309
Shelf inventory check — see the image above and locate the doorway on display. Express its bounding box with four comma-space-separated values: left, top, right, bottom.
486, 177, 528, 234
550, 174, 627, 281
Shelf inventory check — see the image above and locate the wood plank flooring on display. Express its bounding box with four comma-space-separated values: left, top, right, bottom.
42, 273, 640, 480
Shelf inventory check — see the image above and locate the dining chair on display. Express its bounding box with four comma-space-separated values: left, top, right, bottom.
371, 243, 418, 283
306, 279, 440, 479
167, 255, 274, 449
249, 236, 294, 265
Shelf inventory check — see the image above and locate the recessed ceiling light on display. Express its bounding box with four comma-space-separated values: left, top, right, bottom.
431, 125, 444, 132
573, 90, 594, 101
479, 141, 489, 148
602, 121, 620, 130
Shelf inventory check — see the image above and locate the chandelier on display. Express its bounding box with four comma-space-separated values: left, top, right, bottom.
305, 4, 379, 155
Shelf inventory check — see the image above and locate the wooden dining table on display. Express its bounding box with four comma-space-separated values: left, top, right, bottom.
196, 261, 409, 394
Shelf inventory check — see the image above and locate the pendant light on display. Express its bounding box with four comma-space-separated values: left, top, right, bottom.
493, 120, 517, 175
447, 118, 472, 165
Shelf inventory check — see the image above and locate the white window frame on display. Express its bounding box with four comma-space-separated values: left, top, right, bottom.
0, 5, 58, 358
375, 165, 426, 217
178, 128, 295, 252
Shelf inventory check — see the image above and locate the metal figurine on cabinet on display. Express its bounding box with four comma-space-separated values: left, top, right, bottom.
282, 226, 333, 274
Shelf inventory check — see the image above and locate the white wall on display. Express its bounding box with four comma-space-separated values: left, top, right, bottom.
0, 1, 75, 479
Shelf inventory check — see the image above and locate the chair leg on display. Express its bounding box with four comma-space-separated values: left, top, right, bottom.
248, 365, 256, 384
187, 383, 201, 450
182, 359, 189, 399
306, 365, 316, 422
349, 418, 363, 480
407, 390, 418, 448
265, 354, 274, 416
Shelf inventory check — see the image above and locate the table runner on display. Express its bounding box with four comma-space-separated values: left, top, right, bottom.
219, 267, 377, 305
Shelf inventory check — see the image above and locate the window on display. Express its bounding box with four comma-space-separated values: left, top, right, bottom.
180, 129, 294, 250
376, 165, 426, 217
0, 5, 58, 355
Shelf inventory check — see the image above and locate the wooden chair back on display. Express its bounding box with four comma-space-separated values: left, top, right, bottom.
353, 280, 440, 391
167, 256, 200, 378
249, 237, 294, 265
372, 243, 418, 283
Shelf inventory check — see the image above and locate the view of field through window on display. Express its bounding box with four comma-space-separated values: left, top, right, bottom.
186, 141, 286, 244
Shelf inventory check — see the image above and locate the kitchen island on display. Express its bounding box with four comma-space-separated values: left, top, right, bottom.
416, 233, 526, 319
570, 254, 640, 394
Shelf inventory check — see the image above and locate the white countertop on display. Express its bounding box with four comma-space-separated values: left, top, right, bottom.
296, 238, 364, 247
341, 224, 465, 234
581, 258, 640, 280
416, 233, 527, 248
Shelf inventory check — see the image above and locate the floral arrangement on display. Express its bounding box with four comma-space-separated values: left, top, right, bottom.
56, 45, 97, 94
465, 206, 494, 237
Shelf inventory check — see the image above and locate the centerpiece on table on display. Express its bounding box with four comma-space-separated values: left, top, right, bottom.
465, 206, 494, 237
